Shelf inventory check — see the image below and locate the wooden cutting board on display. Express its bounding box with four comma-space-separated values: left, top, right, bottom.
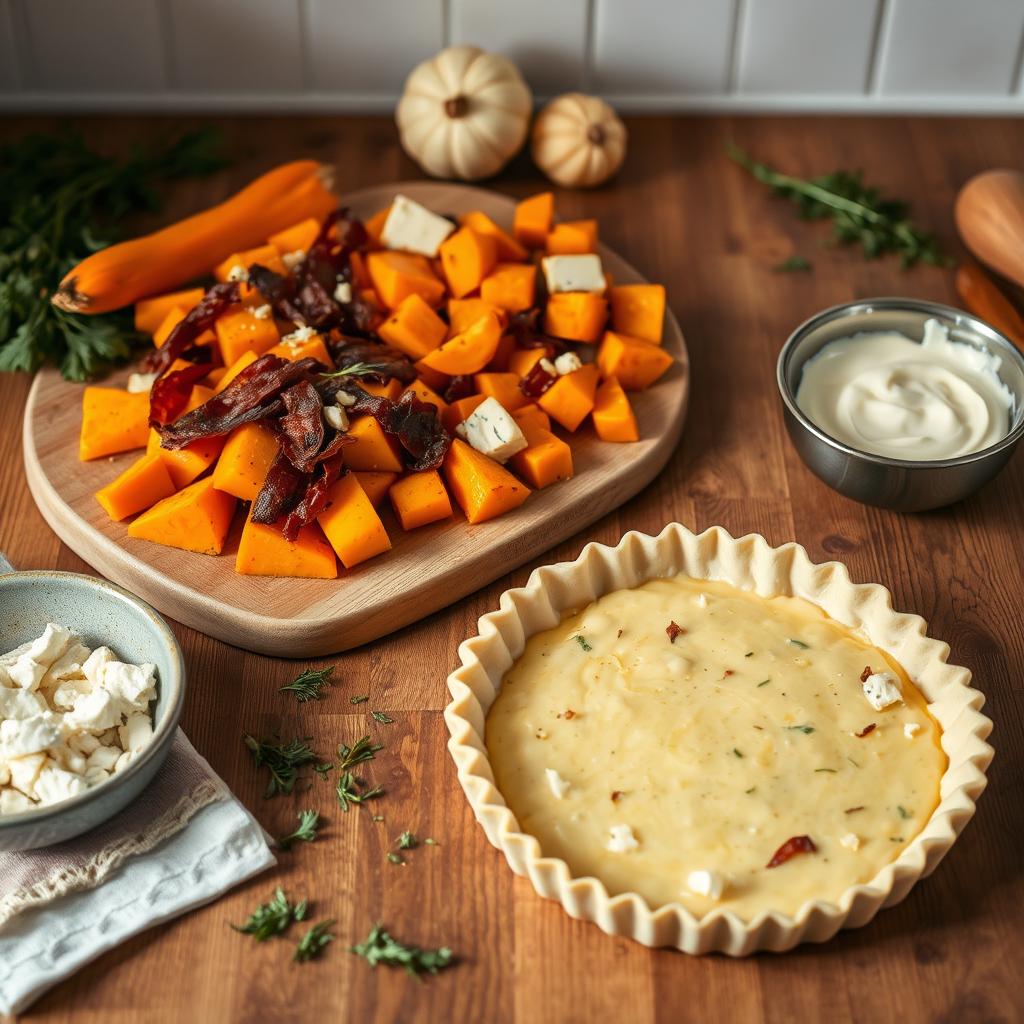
22, 181, 689, 656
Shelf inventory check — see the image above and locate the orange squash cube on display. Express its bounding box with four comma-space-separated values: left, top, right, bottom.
442, 394, 487, 433
361, 378, 404, 401
447, 297, 507, 336
481, 263, 537, 313
509, 422, 574, 489
508, 348, 547, 378
215, 308, 280, 366
597, 330, 674, 391
443, 439, 531, 524
151, 305, 214, 350
80, 388, 151, 461
127, 477, 236, 556
268, 217, 321, 258
235, 515, 337, 579
537, 364, 600, 431
473, 372, 531, 412
419, 311, 503, 376
367, 251, 445, 309
364, 206, 391, 246
546, 219, 599, 255
389, 470, 453, 530
412, 358, 451, 392
213, 350, 260, 395
544, 292, 608, 343
439, 227, 498, 299
95, 453, 177, 522
513, 192, 554, 249
135, 288, 205, 335
212, 423, 280, 501
343, 416, 404, 473
318, 474, 392, 568
512, 404, 552, 434
147, 428, 224, 490
267, 332, 332, 365
592, 376, 640, 442
460, 210, 528, 262
609, 284, 665, 344
378, 293, 447, 360
214, 244, 286, 283
352, 471, 398, 508
401, 379, 448, 416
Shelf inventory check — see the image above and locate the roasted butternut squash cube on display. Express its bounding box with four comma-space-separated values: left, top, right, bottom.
401, 379, 448, 416
343, 416, 404, 473
537, 364, 600, 431
592, 376, 640, 442
544, 292, 608, 343
147, 428, 224, 489
481, 263, 537, 313
447, 298, 507, 336
508, 348, 547, 378
135, 287, 204, 335
127, 477, 236, 555
442, 394, 487, 433
439, 227, 498, 299
509, 422, 574, 489
214, 244, 286, 283
461, 211, 528, 261
389, 470, 453, 530
151, 305, 214, 350
443, 439, 531, 524
546, 219, 598, 255
268, 217, 321, 259
597, 330, 674, 390
419, 311, 503, 376
235, 515, 337, 578
213, 350, 260, 394
95, 453, 176, 522
412, 358, 451, 393
609, 284, 665, 344
513, 192, 554, 249
366, 251, 445, 309
361, 378, 404, 401
474, 372, 530, 412
317, 474, 392, 568
512, 404, 552, 434
352, 471, 398, 508
364, 206, 391, 246
215, 308, 280, 367
80, 387, 151, 461
268, 332, 331, 365
378, 294, 447, 360
212, 423, 280, 502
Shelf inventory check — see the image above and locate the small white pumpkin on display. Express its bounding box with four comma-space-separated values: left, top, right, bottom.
396, 45, 533, 182
531, 93, 628, 189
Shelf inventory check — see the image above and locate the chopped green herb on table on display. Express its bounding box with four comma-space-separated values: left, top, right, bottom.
294, 920, 335, 963
232, 888, 307, 942
279, 667, 334, 703
244, 735, 321, 798
277, 809, 321, 850
350, 923, 455, 978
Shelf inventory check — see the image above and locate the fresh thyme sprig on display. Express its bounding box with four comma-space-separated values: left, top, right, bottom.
231, 888, 307, 941
244, 735, 321, 798
294, 920, 335, 962
728, 145, 947, 268
336, 772, 384, 812
277, 809, 321, 850
279, 666, 334, 703
319, 362, 388, 380
350, 923, 454, 978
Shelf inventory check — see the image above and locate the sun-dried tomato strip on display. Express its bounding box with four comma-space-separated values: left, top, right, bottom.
765, 835, 817, 868
443, 375, 475, 403
279, 380, 325, 473
666, 621, 685, 643
148, 361, 214, 426
144, 282, 239, 379
506, 308, 566, 355
251, 449, 308, 525
280, 453, 346, 542
519, 360, 557, 398
855, 723, 877, 738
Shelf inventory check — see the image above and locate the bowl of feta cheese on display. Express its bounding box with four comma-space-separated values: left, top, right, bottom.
0, 569, 184, 850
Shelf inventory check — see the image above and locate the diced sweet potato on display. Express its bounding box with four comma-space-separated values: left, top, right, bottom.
474, 372, 531, 412
609, 283, 665, 344
215, 308, 280, 366
544, 292, 608, 342
80, 387, 150, 461
481, 263, 536, 313
367, 251, 445, 309
439, 227, 498, 299
135, 287, 204, 335
95, 453, 176, 522
513, 192, 554, 249
268, 332, 331, 365
212, 423, 280, 501
597, 330, 674, 390
317, 474, 392, 568
592, 376, 640, 442
214, 244, 286, 282
509, 422, 574, 489
447, 298, 507, 336
512, 404, 552, 434
378, 293, 447, 360
213, 350, 260, 394
487, 333, 515, 371
400, 379, 448, 416
412, 359, 451, 392
352, 471, 398, 508
546, 220, 598, 255
343, 416, 404, 473
443, 439, 531, 524
389, 470, 453, 530
147, 427, 224, 489
127, 477, 236, 555
268, 217, 321, 258
235, 515, 337, 578
361, 378, 404, 401
153, 305, 214, 350
537, 363, 600, 431
441, 394, 487, 433
461, 211, 528, 261
508, 348, 547, 378
419, 311, 503, 375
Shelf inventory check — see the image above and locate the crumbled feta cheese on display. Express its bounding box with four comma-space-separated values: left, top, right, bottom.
545, 768, 570, 799
539, 357, 557, 376
334, 280, 353, 304
34, 765, 88, 804
87, 745, 121, 772
0, 788, 34, 814
686, 869, 726, 900
840, 832, 861, 851
84, 766, 110, 786
381, 194, 455, 257
115, 750, 134, 773
696, 593, 708, 609
51, 678, 92, 711
251, 304, 272, 320
82, 646, 115, 685
904, 722, 922, 739
68, 732, 101, 755
126, 372, 157, 394
7, 752, 46, 796
0, 687, 47, 721
862, 671, 903, 711
41, 641, 92, 684
63, 688, 121, 733
336, 390, 357, 408
553, 351, 583, 376
542, 254, 606, 294
226, 264, 247, 282
282, 249, 305, 271
606, 824, 639, 853
282, 325, 317, 344
7, 657, 46, 692
0, 715, 60, 757
7, 623, 73, 692
118, 713, 153, 754
323, 405, 349, 432
462, 397, 528, 463
101, 660, 156, 712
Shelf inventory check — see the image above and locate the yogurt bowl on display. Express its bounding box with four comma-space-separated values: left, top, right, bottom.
778, 298, 1024, 511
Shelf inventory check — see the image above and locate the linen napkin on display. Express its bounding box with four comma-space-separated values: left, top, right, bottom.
0, 730, 275, 1015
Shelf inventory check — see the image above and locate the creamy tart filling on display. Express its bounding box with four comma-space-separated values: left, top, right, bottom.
485, 576, 946, 920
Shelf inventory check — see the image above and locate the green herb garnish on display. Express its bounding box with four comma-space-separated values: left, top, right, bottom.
573, 635, 593, 652
424, 837, 438, 845
397, 830, 419, 850
294, 919, 335, 962
244, 735, 320, 798
815, 768, 837, 773
350, 694, 369, 705
745, 787, 757, 794
337, 736, 383, 773
732, 748, 744, 759
745, 651, 754, 658
897, 805, 911, 820
387, 852, 404, 865
336, 773, 384, 813
232, 888, 307, 941
320, 362, 388, 380
787, 639, 810, 650
278, 809, 321, 850
372, 815, 385, 822
351, 923, 454, 978
785, 724, 816, 735
774, 255, 812, 273
757, 679, 771, 687
728, 145, 946, 268
279, 666, 334, 703
371, 710, 394, 724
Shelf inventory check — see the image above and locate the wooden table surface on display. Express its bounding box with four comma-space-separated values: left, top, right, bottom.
1, 114, 1021, 1023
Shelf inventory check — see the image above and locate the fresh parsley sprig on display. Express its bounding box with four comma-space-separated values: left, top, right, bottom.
244, 735, 321, 798
279, 666, 334, 703
232, 888, 307, 941
277, 809, 321, 850
294, 920, 335, 963
350, 923, 454, 978
336, 772, 384, 813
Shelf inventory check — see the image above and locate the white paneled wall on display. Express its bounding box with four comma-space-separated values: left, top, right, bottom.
2, 0, 1024, 112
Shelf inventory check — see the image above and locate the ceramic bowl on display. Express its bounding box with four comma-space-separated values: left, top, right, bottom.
777, 298, 1024, 511
0, 570, 184, 851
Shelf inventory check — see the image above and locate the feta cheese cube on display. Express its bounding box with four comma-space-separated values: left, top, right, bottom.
119, 712, 153, 754
101, 660, 156, 712
82, 646, 115, 685
282, 325, 316, 344
606, 824, 639, 853
323, 405, 349, 432
0, 787, 34, 814
462, 397, 528, 464
126, 372, 157, 394
381, 195, 455, 258
52, 678, 92, 711
840, 832, 861, 851
69, 732, 101, 755
226, 264, 247, 283
7, 752, 46, 797
251, 304, 272, 320
63, 689, 122, 733
87, 744, 122, 772
7, 656, 46, 692
42, 641, 92, 684
27, 624, 74, 668
545, 768, 571, 800
553, 352, 583, 376
542, 254, 605, 294
0, 686, 48, 721
0, 715, 61, 757
334, 280, 353, 304
84, 766, 110, 786
904, 722, 922, 739
34, 764, 88, 804
862, 671, 903, 711
686, 869, 726, 900
114, 750, 134, 773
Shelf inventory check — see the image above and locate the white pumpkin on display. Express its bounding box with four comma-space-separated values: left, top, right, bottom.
531, 93, 628, 189
396, 45, 533, 182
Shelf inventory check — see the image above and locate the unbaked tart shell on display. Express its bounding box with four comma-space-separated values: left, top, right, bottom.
444, 523, 993, 955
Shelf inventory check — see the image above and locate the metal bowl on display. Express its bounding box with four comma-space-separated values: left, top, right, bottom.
777, 298, 1024, 511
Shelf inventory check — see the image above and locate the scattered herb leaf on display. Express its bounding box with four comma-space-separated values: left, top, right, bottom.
351, 923, 454, 978
337, 736, 382, 773
732, 748, 744, 759
897, 805, 911, 820
232, 888, 307, 941
372, 815, 385, 822
787, 639, 810, 650
573, 635, 593, 652
387, 852, 404, 865
336, 772, 384, 813
294, 919, 335, 962
423, 837, 438, 846
774, 255, 812, 273
244, 735, 320, 798
757, 678, 771, 687
397, 831, 419, 850
319, 362, 389, 380
279, 666, 334, 703
371, 710, 395, 724
350, 694, 370, 705
785, 724, 816, 735
814, 768, 837, 773
278, 809, 321, 850
745, 651, 755, 658
745, 786, 757, 794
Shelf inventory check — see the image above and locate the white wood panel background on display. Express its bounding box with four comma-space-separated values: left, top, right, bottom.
1, 0, 1023, 112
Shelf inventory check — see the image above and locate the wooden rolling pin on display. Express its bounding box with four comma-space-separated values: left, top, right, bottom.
955, 169, 1024, 289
